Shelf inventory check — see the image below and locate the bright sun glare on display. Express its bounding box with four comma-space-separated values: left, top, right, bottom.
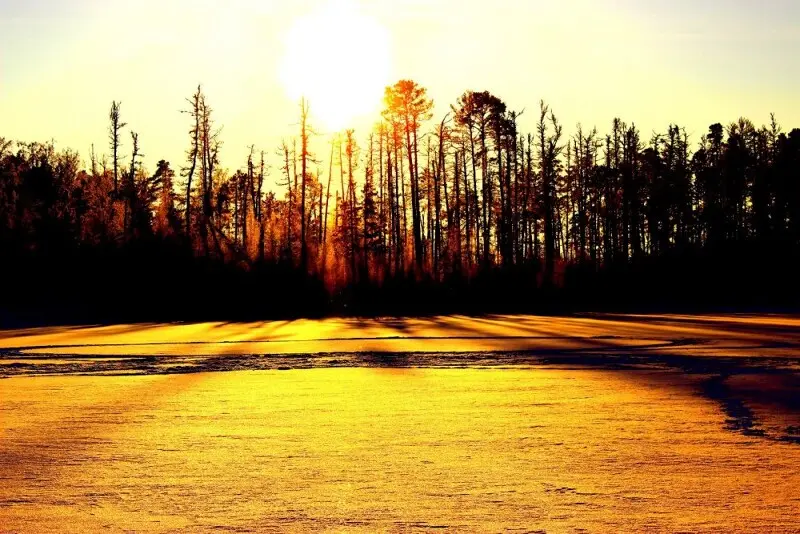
279, 0, 391, 132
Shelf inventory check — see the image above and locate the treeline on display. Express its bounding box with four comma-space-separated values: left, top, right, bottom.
2, 81, 799, 323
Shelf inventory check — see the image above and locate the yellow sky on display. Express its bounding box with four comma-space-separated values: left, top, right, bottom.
1, 0, 798, 189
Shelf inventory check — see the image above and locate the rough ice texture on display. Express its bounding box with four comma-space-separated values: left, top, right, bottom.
1, 314, 798, 531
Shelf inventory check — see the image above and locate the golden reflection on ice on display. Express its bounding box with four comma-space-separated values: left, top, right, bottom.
1, 369, 799, 531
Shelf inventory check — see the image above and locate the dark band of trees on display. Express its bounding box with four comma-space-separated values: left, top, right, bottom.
1, 82, 799, 322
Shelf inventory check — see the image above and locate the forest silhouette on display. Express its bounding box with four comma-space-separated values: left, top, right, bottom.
2, 82, 799, 323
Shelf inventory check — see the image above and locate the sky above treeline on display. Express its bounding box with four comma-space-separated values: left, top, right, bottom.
1, 0, 798, 187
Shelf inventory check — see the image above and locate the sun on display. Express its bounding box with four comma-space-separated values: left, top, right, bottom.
279, 0, 392, 132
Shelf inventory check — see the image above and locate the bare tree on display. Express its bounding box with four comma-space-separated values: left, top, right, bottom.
537, 100, 564, 286
299, 98, 311, 273
182, 86, 202, 238
108, 101, 127, 195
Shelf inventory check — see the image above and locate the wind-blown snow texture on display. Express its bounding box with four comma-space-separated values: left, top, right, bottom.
1, 314, 798, 531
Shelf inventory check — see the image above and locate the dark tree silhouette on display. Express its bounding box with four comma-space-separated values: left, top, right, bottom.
1, 82, 799, 322
108, 101, 126, 196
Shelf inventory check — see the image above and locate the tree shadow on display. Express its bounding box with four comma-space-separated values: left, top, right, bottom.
2, 314, 800, 444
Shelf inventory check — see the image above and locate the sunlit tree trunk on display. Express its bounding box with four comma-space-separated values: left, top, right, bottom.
300, 98, 310, 273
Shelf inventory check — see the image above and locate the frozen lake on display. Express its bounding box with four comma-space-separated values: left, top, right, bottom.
1, 314, 799, 531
